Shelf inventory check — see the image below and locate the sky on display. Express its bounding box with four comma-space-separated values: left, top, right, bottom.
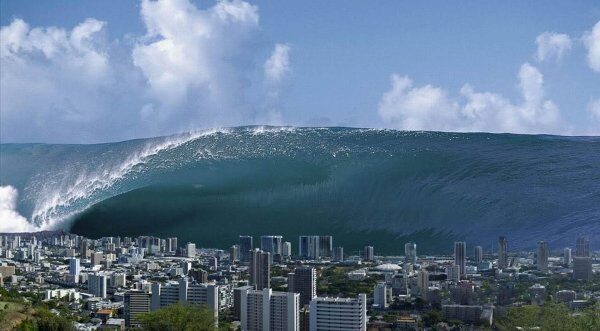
1, 0, 599, 143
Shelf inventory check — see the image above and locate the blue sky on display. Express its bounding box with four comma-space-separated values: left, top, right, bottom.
1, 0, 599, 142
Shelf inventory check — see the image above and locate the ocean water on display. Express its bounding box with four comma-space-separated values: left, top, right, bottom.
1, 126, 599, 254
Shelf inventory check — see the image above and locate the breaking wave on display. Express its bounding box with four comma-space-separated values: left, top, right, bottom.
1, 126, 599, 252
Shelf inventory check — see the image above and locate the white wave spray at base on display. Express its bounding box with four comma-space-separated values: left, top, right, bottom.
0, 185, 38, 232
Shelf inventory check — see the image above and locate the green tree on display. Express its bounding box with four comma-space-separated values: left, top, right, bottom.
137, 303, 222, 331
495, 303, 600, 331
16, 318, 36, 331
421, 310, 442, 327
14, 308, 73, 331
33, 308, 73, 331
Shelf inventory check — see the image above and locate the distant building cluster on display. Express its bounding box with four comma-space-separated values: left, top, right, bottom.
0, 232, 597, 330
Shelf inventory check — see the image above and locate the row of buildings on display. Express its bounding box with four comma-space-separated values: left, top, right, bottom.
0, 231, 596, 330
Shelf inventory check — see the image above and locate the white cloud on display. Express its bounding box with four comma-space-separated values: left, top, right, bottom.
0, 186, 37, 233
1, 0, 290, 143
378, 63, 565, 134
378, 75, 459, 132
535, 32, 572, 62
583, 21, 600, 73
264, 43, 291, 84
132, 0, 261, 122
262, 43, 292, 123
0, 17, 126, 142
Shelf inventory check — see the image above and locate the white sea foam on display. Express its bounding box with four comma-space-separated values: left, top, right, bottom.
0, 185, 38, 232
247, 125, 296, 135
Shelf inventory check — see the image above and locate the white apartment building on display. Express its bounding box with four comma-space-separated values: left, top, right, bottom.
150, 278, 218, 320
309, 294, 367, 331
240, 288, 299, 331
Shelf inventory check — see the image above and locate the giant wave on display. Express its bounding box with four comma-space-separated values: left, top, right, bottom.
1, 126, 599, 253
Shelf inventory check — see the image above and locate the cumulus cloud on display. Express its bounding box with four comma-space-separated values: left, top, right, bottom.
377, 75, 459, 132
0, 186, 37, 233
133, 0, 259, 109
262, 43, 292, 123
535, 32, 572, 62
378, 63, 565, 134
583, 21, 600, 73
264, 43, 292, 84
0, 18, 120, 142
0, 0, 290, 143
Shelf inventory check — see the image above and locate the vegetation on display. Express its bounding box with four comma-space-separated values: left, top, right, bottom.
495, 303, 600, 330
317, 266, 382, 297
137, 303, 230, 331
421, 309, 442, 327
0, 301, 28, 331
1, 287, 77, 331
270, 265, 290, 278
14, 308, 73, 331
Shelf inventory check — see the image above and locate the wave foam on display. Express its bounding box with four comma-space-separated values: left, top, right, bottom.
0, 185, 38, 232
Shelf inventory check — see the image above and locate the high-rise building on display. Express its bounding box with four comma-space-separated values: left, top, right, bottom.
186, 243, 196, 258
69, 258, 80, 277
166, 238, 178, 253
573, 257, 592, 281
536, 241, 549, 272
373, 282, 388, 309
498, 236, 508, 269
91, 252, 104, 266
298, 236, 319, 260
240, 288, 300, 331
80, 241, 91, 258
563, 247, 572, 266
319, 236, 333, 258
249, 249, 271, 290
124, 290, 151, 327
261, 236, 283, 257
288, 267, 316, 307
333, 246, 344, 262
575, 236, 590, 257
454, 242, 466, 278
309, 294, 367, 331
417, 270, 429, 298
113, 236, 121, 248
239, 235, 254, 263
189, 268, 208, 283
474, 246, 483, 264
88, 273, 107, 298
233, 285, 254, 321
282, 242, 292, 258
180, 261, 192, 275
363, 246, 374, 262
111, 273, 126, 287
230, 245, 240, 262
404, 242, 417, 264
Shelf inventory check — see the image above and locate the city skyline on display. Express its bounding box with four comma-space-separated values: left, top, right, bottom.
0, 230, 596, 329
